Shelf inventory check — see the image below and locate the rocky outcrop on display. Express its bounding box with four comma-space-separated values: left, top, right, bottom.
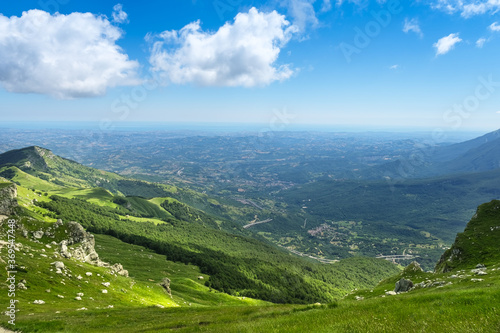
394, 278, 414, 293
0, 180, 18, 215
159, 277, 172, 297
55, 220, 129, 277
59, 222, 100, 264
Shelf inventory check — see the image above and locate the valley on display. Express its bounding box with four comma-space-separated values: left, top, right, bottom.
0, 129, 499, 332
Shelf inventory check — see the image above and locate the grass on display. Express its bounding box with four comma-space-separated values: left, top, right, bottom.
4, 270, 500, 332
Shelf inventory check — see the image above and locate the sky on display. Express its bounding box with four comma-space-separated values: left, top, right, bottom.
1, 0, 500, 132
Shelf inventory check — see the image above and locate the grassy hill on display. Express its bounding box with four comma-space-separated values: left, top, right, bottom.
435, 199, 500, 272
2, 198, 500, 332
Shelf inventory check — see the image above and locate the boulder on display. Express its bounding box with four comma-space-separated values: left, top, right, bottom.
109, 263, 129, 277
159, 277, 172, 297
394, 278, 414, 293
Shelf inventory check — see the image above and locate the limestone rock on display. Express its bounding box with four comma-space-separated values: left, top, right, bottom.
109, 263, 129, 277
159, 277, 172, 297
394, 278, 414, 293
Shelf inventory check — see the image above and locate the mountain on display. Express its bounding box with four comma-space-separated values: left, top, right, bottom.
431, 129, 500, 163
0, 146, 122, 190
435, 199, 500, 273
366, 129, 500, 179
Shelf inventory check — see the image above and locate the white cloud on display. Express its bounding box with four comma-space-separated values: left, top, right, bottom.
321, 0, 332, 12
476, 37, 487, 47
390, 64, 400, 70
0, 9, 140, 99
148, 8, 296, 87
433, 33, 462, 56
429, 0, 500, 18
112, 4, 128, 24
282, 0, 319, 33
489, 21, 500, 31
403, 18, 423, 38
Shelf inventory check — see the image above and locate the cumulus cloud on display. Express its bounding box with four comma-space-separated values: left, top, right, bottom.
403, 18, 423, 38
112, 4, 128, 24
0, 9, 140, 99
429, 0, 500, 18
433, 33, 462, 56
489, 21, 500, 31
148, 8, 297, 87
389, 64, 400, 70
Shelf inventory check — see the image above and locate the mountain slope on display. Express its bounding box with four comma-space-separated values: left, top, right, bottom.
0, 147, 401, 305
431, 128, 500, 163
435, 199, 500, 272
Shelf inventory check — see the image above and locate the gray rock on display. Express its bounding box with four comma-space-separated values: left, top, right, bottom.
52, 261, 65, 270
33, 230, 44, 239
394, 278, 414, 293
109, 263, 129, 277
159, 277, 172, 297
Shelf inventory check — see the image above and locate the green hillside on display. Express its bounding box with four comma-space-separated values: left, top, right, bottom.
0, 147, 400, 307
435, 199, 500, 272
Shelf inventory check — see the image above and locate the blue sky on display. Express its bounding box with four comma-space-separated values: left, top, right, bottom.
1, 0, 500, 131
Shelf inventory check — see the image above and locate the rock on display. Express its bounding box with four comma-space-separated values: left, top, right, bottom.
33, 230, 44, 239
102, 282, 110, 287
45, 289, 51, 293
76, 307, 87, 311
198, 276, 204, 280
394, 278, 414, 293
76, 275, 83, 280
102, 290, 108, 294
75, 297, 82, 301
76, 293, 84, 297
85, 272, 92, 277
57, 295, 64, 298
109, 263, 128, 277
355, 296, 364, 301
52, 261, 65, 270
471, 278, 484, 282
33, 300, 45, 304
0, 182, 18, 215
54, 219, 64, 228
476, 264, 486, 269
159, 277, 172, 297
385, 291, 397, 296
